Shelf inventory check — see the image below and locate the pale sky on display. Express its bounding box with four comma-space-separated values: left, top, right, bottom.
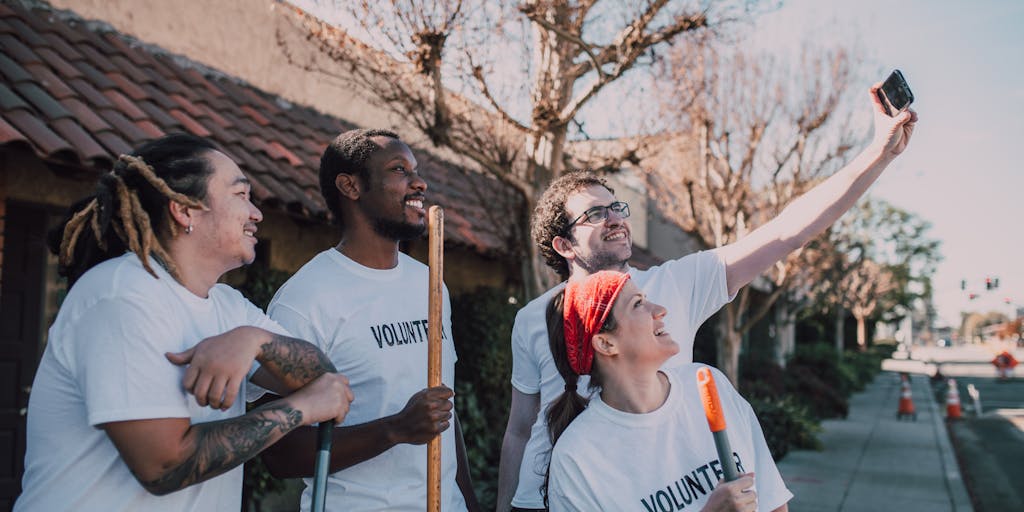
294, 0, 1023, 328
745, 0, 1024, 327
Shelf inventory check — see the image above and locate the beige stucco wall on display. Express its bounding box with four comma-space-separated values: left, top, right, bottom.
47, 0, 480, 166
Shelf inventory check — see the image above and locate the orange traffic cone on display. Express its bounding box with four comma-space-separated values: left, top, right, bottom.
945, 379, 962, 420
897, 375, 916, 421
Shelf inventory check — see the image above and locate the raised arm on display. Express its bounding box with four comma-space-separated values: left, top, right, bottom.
496, 389, 541, 512
718, 84, 918, 296
103, 372, 351, 496
262, 385, 454, 478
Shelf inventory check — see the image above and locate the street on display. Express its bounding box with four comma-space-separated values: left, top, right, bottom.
884, 344, 1024, 511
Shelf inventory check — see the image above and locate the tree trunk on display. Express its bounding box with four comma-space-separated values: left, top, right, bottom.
716, 303, 742, 388
834, 304, 845, 359
774, 300, 795, 368
855, 314, 867, 350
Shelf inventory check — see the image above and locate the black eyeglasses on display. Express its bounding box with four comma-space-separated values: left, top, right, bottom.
565, 201, 630, 231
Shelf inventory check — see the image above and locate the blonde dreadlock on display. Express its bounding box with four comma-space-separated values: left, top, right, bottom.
49, 134, 217, 287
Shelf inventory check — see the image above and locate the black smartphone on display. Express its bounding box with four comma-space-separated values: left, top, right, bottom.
877, 69, 914, 116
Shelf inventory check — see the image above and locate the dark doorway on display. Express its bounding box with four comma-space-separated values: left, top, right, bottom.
0, 202, 49, 509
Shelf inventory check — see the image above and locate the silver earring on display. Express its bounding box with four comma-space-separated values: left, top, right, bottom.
185, 224, 193, 234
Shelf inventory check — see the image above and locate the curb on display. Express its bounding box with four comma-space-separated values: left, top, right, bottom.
920, 374, 974, 512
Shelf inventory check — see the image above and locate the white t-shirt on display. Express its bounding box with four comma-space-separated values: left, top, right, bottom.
548, 365, 792, 512
268, 249, 465, 512
509, 250, 731, 508
15, 253, 286, 512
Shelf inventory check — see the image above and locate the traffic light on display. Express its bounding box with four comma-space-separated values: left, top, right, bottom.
961, 279, 966, 290
969, 293, 978, 300
994, 277, 1000, 289
986, 277, 992, 290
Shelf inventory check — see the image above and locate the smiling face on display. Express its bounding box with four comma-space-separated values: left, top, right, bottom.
600, 279, 678, 368
558, 184, 632, 275
357, 136, 427, 241
189, 150, 263, 271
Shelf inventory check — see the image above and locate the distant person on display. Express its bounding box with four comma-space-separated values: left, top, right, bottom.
262, 129, 480, 511
544, 271, 791, 511
15, 134, 352, 511
498, 84, 918, 510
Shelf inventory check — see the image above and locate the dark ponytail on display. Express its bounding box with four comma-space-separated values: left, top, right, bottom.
542, 288, 616, 505
544, 290, 590, 448
47, 133, 217, 287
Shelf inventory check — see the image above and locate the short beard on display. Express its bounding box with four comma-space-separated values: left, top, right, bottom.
373, 217, 425, 241
576, 251, 629, 274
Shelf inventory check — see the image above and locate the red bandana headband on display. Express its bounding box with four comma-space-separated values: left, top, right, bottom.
562, 271, 631, 375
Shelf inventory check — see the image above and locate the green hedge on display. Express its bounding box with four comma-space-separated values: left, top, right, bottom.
450, 286, 519, 510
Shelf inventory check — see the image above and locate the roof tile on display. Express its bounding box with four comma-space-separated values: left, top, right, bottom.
24, 63, 76, 99
140, 82, 177, 110
6, 17, 46, 46
106, 72, 150, 102
14, 82, 72, 119
93, 130, 132, 155
135, 100, 179, 129
98, 108, 149, 143
103, 32, 149, 67
0, 83, 30, 111
35, 46, 81, 78
71, 60, 117, 89
103, 88, 147, 120
135, 119, 164, 138
5, 108, 72, 155
60, 97, 112, 132
0, 2, 520, 256
0, 115, 26, 144
41, 31, 84, 61
240, 104, 271, 126
0, 33, 39, 64
50, 117, 108, 162
67, 77, 113, 108
0, 53, 32, 84
168, 93, 204, 118
168, 109, 212, 137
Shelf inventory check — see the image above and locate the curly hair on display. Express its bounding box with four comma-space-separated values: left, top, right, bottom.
531, 171, 613, 279
319, 128, 400, 229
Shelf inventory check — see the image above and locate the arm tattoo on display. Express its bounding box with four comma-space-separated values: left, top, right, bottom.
260, 334, 337, 388
139, 402, 303, 495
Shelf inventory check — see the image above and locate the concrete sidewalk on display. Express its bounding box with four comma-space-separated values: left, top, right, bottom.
776, 371, 973, 512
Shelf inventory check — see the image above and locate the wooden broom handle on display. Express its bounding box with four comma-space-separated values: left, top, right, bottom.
427, 205, 443, 512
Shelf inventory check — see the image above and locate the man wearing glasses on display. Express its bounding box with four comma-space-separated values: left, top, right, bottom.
496, 85, 918, 511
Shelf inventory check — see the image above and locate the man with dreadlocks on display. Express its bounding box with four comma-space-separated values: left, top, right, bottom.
261, 129, 480, 511
14, 133, 353, 512
497, 85, 918, 511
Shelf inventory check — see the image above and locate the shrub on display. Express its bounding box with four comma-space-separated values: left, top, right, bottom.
748, 396, 822, 461
450, 286, 519, 510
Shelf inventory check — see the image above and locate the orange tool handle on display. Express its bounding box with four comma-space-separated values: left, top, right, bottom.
697, 367, 727, 433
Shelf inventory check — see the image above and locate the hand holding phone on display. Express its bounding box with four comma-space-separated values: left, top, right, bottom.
876, 69, 914, 116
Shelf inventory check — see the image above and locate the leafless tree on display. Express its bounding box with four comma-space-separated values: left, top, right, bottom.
275, 0, 763, 295
645, 38, 862, 384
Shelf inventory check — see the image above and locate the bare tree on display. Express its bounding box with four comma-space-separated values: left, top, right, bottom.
646, 38, 861, 384
275, 0, 762, 295
839, 259, 896, 348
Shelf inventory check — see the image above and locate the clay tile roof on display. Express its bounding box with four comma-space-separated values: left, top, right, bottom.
0, 2, 521, 257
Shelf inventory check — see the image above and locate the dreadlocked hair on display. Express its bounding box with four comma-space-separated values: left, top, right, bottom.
531, 171, 614, 279
48, 133, 217, 287
541, 288, 616, 506
319, 128, 400, 229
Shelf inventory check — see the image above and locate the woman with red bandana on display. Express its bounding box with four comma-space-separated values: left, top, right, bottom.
544, 271, 791, 512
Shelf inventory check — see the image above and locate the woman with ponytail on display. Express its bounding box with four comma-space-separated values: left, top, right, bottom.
544, 271, 791, 512
15, 134, 353, 512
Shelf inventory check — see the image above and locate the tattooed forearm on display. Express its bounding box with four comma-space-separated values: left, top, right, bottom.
138, 402, 303, 495
259, 334, 337, 390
